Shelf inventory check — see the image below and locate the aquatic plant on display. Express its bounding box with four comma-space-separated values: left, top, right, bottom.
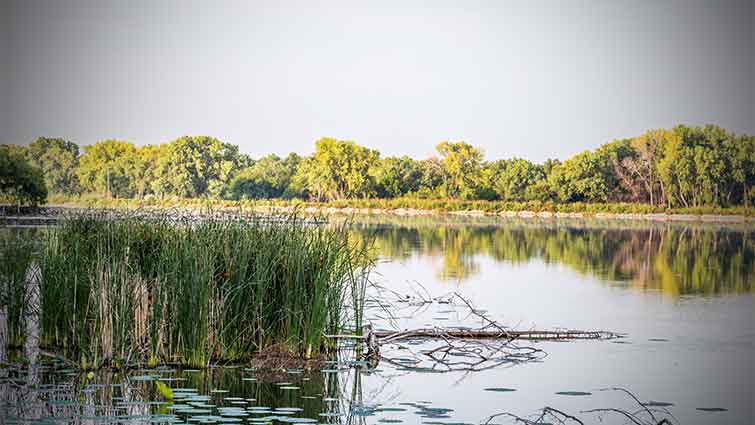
0, 228, 40, 352
1, 211, 371, 368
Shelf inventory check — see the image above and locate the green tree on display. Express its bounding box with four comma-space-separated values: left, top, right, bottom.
415, 158, 445, 198
293, 138, 379, 200
436, 141, 483, 199
594, 139, 635, 202
228, 153, 300, 199
2, 145, 28, 161
541, 158, 560, 176
729, 135, 755, 207
130, 145, 161, 198
76, 140, 140, 198
153, 136, 245, 198
371, 156, 423, 198
657, 124, 743, 208
0, 145, 47, 206
27, 137, 80, 195
487, 158, 545, 201
548, 150, 610, 202
618, 130, 669, 205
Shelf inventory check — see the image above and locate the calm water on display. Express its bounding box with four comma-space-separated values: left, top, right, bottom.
2, 216, 753, 424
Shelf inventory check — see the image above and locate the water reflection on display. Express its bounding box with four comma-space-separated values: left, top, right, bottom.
1, 218, 752, 424
0, 362, 339, 424
349, 216, 754, 296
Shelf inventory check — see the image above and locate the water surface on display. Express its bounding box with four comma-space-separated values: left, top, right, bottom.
2, 216, 753, 424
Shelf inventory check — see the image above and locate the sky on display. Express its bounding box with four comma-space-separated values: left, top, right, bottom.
2, 0, 753, 162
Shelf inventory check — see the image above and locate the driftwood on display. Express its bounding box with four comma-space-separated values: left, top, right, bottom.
482, 387, 677, 425
330, 289, 621, 373
374, 328, 617, 342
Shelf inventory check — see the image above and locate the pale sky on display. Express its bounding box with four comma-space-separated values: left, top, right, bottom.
2, 0, 753, 162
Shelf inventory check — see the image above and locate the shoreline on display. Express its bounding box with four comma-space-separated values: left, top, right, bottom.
249, 205, 753, 224
2, 202, 753, 225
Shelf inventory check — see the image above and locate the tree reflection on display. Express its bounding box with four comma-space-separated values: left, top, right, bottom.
351, 217, 753, 296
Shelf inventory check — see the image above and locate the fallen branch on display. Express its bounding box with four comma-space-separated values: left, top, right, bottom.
482, 388, 676, 425
338, 285, 621, 373
374, 328, 618, 341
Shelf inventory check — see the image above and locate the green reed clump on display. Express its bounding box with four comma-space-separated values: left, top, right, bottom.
0, 229, 40, 348
31, 211, 370, 369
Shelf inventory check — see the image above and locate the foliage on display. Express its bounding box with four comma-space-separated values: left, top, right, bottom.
485, 158, 546, 201
131, 145, 161, 198
548, 150, 609, 202
292, 138, 379, 200
0, 228, 40, 346
0, 145, 48, 206
415, 158, 446, 198
371, 156, 423, 198
228, 153, 300, 199
152, 136, 247, 198
76, 140, 140, 198
27, 137, 81, 195
0, 213, 371, 368
657, 125, 753, 208
436, 141, 483, 199
8, 123, 754, 209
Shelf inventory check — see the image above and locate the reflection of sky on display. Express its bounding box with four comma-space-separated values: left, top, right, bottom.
358, 221, 755, 424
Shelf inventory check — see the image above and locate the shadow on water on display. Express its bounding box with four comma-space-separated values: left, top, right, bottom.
347, 216, 754, 296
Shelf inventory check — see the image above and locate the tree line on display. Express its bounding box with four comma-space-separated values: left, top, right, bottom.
1, 124, 753, 208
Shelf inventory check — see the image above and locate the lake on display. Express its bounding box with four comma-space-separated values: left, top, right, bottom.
1, 215, 753, 424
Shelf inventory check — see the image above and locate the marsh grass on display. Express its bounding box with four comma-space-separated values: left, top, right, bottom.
49, 194, 754, 217
1, 211, 371, 369
0, 229, 39, 349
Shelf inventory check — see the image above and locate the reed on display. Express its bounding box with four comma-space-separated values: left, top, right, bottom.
1, 211, 371, 369
0, 229, 39, 349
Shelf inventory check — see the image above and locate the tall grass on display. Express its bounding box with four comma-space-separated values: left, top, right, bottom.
2, 211, 371, 369
0, 229, 39, 349
50, 194, 754, 217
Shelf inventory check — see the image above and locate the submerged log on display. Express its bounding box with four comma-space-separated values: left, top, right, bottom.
327, 328, 619, 344
374, 328, 619, 342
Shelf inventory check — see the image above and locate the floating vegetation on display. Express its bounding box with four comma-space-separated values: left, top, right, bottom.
0, 211, 372, 369
555, 391, 592, 396
483, 387, 516, 393
643, 401, 675, 407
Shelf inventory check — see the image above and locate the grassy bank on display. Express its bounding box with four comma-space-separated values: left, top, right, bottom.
0, 212, 371, 369
48, 194, 754, 217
